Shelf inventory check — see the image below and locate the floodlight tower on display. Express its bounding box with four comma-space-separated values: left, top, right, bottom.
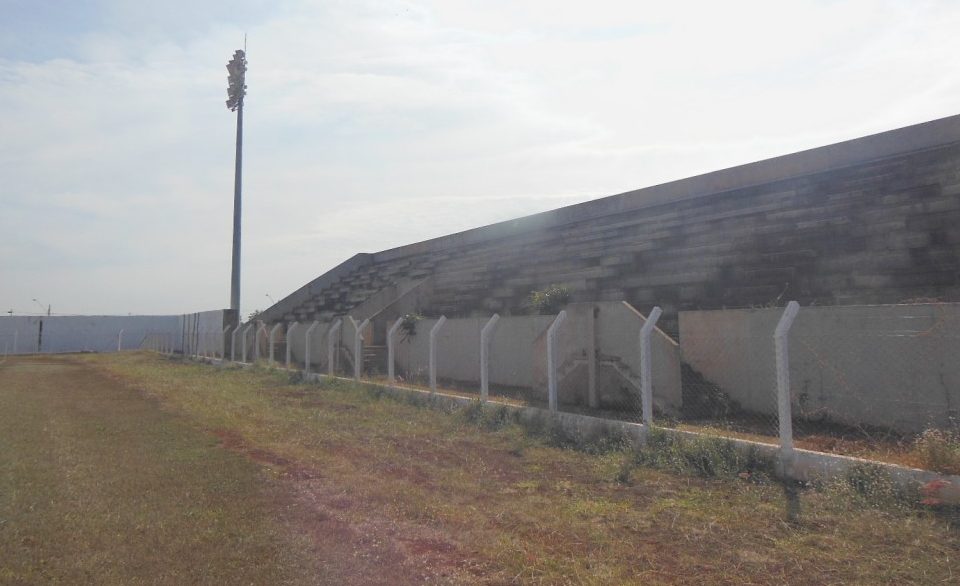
226, 48, 247, 312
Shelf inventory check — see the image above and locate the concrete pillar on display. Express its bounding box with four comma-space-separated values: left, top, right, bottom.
219, 324, 231, 359
304, 321, 319, 373
327, 319, 342, 376
241, 324, 253, 362
775, 301, 801, 463
351, 318, 370, 381
387, 317, 403, 385
429, 316, 447, 392
546, 311, 567, 412
286, 322, 299, 369
480, 314, 500, 402
587, 307, 597, 408
639, 306, 663, 430
254, 323, 266, 362
268, 323, 283, 364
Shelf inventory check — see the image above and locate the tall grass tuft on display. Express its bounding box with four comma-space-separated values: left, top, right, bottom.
621, 428, 774, 482
913, 428, 960, 475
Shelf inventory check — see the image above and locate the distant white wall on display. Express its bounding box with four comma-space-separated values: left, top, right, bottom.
0, 310, 234, 356
0, 315, 179, 354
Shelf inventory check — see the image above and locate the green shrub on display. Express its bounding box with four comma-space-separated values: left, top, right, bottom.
528, 284, 571, 315
399, 313, 423, 340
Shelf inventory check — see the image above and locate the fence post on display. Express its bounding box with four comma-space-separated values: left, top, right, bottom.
327, 319, 342, 376
220, 325, 231, 359
546, 311, 567, 412
254, 323, 266, 362
639, 306, 663, 432
480, 314, 500, 402
429, 316, 447, 392
351, 318, 370, 381
303, 321, 319, 373
242, 324, 253, 362
13, 330, 17, 354
774, 301, 801, 467
387, 317, 403, 385
231, 324, 242, 362
285, 322, 299, 369
268, 323, 283, 364
117, 329, 124, 352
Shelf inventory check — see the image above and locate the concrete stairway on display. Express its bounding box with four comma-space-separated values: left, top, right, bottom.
269, 129, 960, 338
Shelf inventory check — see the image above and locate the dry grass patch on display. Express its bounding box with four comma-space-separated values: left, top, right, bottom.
65, 353, 960, 584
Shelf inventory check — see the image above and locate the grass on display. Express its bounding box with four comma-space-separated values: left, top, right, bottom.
912, 428, 960, 475
4, 352, 960, 584
0, 356, 320, 585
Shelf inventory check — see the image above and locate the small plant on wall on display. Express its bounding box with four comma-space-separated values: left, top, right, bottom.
399, 313, 423, 341
528, 284, 570, 315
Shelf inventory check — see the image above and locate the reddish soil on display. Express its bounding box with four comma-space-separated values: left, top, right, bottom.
210, 428, 485, 584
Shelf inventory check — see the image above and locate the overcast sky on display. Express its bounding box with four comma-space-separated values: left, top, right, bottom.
3, 0, 960, 318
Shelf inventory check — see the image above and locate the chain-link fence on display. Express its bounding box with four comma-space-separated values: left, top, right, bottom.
789, 303, 960, 466
234, 301, 960, 475
674, 325, 780, 445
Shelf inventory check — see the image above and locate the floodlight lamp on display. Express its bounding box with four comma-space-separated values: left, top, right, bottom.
226, 49, 247, 112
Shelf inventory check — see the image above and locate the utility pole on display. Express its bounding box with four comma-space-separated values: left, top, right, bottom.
32, 298, 49, 316
226, 45, 247, 313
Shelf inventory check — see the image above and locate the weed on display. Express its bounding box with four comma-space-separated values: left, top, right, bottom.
528, 284, 570, 315
820, 463, 917, 512
517, 412, 632, 455
461, 401, 515, 431
623, 428, 774, 481
399, 313, 423, 340
913, 428, 960, 475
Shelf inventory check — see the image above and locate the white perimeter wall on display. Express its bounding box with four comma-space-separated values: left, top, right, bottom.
0, 315, 180, 354
0, 310, 233, 355
679, 303, 960, 433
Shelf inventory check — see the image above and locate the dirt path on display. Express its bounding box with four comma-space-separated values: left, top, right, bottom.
0, 355, 469, 585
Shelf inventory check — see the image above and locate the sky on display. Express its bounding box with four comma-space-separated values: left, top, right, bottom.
3, 0, 960, 319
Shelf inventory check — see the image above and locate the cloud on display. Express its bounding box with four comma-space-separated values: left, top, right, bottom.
3, 0, 960, 316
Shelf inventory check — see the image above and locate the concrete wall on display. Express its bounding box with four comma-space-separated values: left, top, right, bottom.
678, 303, 960, 433
285, 321, 336, 370
0, 315, 181, 354
389, 303, 684, 411
183, 310, 236, 357
394, 315, 555, 389
594, 302, 682, 413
